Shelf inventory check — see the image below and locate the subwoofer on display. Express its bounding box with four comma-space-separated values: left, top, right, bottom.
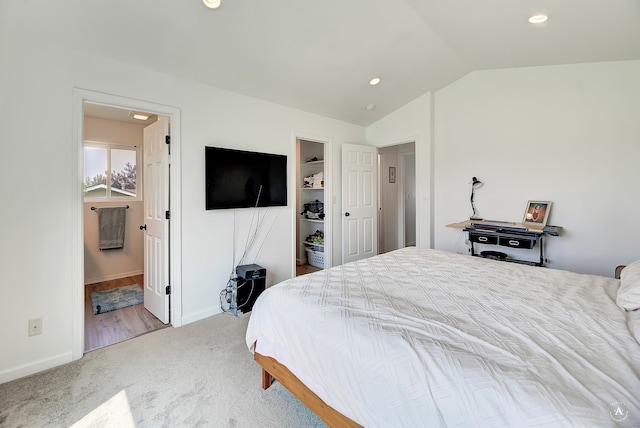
229, 264, 266, 316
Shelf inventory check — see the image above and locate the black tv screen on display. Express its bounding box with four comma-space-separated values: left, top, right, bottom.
205, 146, 287, 209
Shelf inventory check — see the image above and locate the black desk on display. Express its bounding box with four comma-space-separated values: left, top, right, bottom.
447, 221, 562, 267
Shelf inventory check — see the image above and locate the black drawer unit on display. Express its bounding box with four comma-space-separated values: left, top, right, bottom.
469, 232, 498, 245
462, 224, 562, 267
451, 221, 562, 267
498, 235, 536, 249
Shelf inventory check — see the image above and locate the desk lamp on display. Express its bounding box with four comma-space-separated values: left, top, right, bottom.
470, 176, 483, 220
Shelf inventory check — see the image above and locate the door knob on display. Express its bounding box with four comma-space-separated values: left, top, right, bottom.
140, 224, 147, 230
345, 212, 350, 217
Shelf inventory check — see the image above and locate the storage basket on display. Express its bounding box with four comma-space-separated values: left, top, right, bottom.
305, 247, 325, 269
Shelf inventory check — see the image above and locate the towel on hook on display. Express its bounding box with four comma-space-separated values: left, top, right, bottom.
97, 207, 126, 250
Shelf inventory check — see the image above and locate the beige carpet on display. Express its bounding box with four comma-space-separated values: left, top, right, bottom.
0, 313, 326, 428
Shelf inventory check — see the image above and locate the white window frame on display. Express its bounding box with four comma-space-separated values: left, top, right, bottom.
83, 140, 142, 202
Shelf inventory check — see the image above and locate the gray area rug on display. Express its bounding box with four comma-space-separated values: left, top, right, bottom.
91, 284, 143, 314
0, 313, 326, 428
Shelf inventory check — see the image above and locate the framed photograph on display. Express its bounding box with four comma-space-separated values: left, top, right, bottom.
523, 200, 551, 227
389, 167, 396, 183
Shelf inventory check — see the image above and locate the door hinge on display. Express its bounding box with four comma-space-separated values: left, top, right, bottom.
165, 210, 170, 220
166, 285, 171, 295
165, 135, 171, 145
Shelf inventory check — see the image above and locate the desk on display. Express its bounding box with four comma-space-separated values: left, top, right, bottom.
447, 220, 562, 267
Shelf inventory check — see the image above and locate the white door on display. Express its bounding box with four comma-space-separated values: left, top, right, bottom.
142, 117, 170, 323
342, 144, 378, 264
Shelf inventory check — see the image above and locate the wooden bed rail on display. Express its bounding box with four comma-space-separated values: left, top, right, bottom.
254, 351, 362, 428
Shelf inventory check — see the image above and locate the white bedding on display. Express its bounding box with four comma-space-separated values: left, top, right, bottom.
246, 248, 640, 427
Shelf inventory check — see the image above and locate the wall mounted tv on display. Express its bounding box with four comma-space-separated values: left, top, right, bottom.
205, 146, 287, 210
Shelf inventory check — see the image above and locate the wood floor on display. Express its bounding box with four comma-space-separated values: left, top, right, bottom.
84, 275, 168, 352
296, 263, 322, 276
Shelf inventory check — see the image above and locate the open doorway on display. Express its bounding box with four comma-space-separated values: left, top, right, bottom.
378, 142, 416, 254
72, 88, 182, 360
294, 136, 332, 276
82, 103, 168, 351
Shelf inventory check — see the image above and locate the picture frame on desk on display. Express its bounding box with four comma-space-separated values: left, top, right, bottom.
523, 200, 551, 228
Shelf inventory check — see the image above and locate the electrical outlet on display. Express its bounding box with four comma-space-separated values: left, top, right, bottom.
28, 318, 42, 336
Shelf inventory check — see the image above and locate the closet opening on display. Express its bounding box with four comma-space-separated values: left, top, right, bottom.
295, 137, 331, 276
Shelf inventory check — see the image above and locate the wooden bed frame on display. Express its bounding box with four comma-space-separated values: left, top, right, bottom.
254, 351, 362, 428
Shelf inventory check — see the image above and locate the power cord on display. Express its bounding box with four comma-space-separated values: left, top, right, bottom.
219, 278, 234, 313
236, 280, 255, 310
219, 277, 256, 313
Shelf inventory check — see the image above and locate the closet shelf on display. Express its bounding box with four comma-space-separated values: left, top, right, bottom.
302, 218, 324, 223
302, 160, 324, 165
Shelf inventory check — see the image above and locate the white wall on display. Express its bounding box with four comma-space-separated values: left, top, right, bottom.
83, 117, 145, 284
0, 35, 364, 382
367, 93, 432, 248
433, 60, 640, 275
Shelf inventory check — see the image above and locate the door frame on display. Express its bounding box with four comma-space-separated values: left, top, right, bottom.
291, 131, 333, 277
72, 88, 182, 360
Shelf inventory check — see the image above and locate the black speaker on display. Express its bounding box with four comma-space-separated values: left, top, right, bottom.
230, 264, 266, 316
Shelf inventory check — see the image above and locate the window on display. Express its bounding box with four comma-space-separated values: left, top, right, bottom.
84, 142, 141, 201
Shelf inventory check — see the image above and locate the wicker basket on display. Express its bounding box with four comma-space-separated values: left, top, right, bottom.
305, 247, 325, 269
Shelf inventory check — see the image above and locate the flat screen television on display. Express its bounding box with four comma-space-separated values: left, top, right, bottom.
205, 146, 287, 210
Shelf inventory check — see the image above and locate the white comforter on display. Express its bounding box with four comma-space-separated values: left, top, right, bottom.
246, 248, 640, 427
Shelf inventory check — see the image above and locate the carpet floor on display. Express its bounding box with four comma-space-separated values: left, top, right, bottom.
0, 313, 326, 428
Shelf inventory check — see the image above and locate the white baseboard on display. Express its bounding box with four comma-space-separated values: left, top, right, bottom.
0, 352, 73, 384
181, 306, 221, 326
84, 270, 144, 285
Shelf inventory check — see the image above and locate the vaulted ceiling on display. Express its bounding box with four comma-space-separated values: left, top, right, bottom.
5, 0, 640, 126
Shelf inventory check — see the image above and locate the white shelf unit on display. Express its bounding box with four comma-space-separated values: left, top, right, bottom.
298, 142, 326, 269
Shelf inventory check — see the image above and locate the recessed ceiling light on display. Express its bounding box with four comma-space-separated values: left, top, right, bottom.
369, 77, 381, 86
365, 104, 376, 111
203, 0, 221, 9
528, 14, 548, 24
131, 112, 150, 121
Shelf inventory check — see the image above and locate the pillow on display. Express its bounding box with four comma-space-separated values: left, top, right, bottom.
617, 260, 640, 311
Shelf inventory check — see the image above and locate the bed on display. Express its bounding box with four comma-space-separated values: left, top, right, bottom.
246, 248, 640, 427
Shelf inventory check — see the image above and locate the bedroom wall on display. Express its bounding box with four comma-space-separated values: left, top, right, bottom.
433, 60, 640, 276
0, 33, 365, 382
83, 117, 145, 284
